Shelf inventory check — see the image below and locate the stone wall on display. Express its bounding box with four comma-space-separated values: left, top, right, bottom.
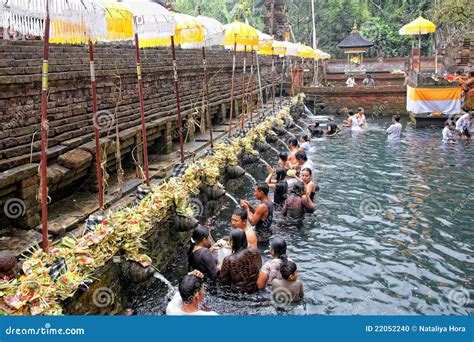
303, 86, 406, 117
0, 40, 275, 229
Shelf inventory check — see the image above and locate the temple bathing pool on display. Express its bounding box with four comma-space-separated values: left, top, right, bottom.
130, 118, 473, 315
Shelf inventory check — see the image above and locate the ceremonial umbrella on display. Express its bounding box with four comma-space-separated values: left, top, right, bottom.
85, 0, 133, 214
399, 16, 436, 72
181, 12, 225, 149
296, 44, 316, 87
252, 30, 273, 117
147, 8, 206, 162
121, 0, 175, 177
280, 41, 298, 102
223, 21, 258, 136
257, 32, 276, 113
3, 0, 104, 251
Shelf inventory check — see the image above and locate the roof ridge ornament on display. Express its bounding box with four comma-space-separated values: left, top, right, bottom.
352, 20, 358, 33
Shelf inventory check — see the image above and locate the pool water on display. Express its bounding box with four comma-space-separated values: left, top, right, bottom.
130, 118, 473, 315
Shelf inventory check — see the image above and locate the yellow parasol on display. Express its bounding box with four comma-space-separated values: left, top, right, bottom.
180, 13, 225, 148
399, 16, 436, 35
102, 0, 134, 41
273, 40, 288, 56
399, 16, 436, 72
296, 43, 316, 59
256, 30, 274, 55
223, 22, 259, 136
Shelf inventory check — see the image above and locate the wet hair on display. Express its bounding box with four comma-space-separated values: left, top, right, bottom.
314, 122, 320, 127
470, 71, 474, 77
187, 225, 209, 259
275, 167, 287, 182
301, 167, 312, 176
233, 208, 247, 221
229, 228, 248, 253
256, 181, 269, 196
280, 260, 297, 280
291, 181, 305, 195
279, 152, 288, 162
270, 237, 287, 260
455, 70, 462, 75
300, 134, 309, 142
348, 111, 355, 116
179, 274, 204, 303
295, 151, 308, 162
393, 114, 401, 122
288, 137, 298, 148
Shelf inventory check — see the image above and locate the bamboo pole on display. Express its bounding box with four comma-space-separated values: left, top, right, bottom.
88, 40, 105, 213
171, 36, 185, 162
255, 50, 264, 112
202, 47, 214, 148
271, 53, 276, 113
249, 48, 255, 121
240, 46, 247, 129
279, 57, 286, 109
228, 40, 237, 137
40, 0, 51, 252
134, 33, 151, 185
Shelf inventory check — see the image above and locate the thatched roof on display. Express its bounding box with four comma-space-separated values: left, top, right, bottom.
337, 26, 374, 49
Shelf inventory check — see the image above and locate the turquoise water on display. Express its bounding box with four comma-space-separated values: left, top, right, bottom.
131, 118, 473, 315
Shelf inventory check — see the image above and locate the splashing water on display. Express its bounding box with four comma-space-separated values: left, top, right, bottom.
303, 104, 314, 117
276, 138, 291, 152
259, 158, 272, 169
153, 271, 175, 297
244, 172, 257, 185
294, 123, 306, 133
269, 145, 280, 155
224, 192, 239, 206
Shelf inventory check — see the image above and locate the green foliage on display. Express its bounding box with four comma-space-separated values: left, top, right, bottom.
173, 0, 472, 58
174, 0, 264, 29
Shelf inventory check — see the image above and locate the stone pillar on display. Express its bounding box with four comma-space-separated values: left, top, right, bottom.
219, 103, 227, 124
161, 122, 173, 154
18, 175, 40, 228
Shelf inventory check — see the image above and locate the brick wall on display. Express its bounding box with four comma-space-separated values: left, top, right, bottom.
302, 86, 406, 117
0, 40, 276, 229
